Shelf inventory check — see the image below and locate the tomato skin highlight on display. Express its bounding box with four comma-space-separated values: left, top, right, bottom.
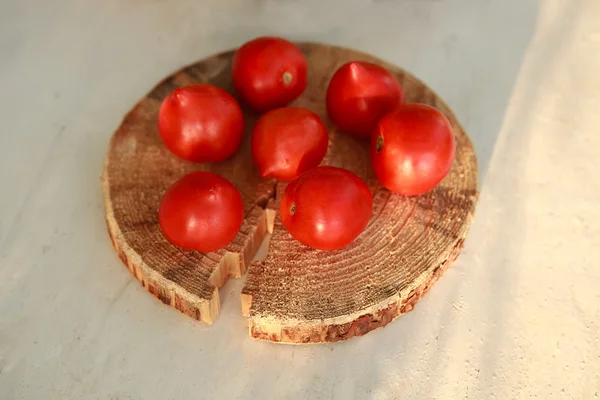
251, 107, 328, 180
232, 37, 307, 112
158, 172, 244, 253
370, 103, 456, 196
326, 61, 404, 139
280, 166, 373, 250
158, 84, 244, 163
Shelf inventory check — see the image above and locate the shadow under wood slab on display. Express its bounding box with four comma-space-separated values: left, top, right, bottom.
101, 42, 479, 343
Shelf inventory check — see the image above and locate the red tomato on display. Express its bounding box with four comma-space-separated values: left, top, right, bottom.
280, 166, 372, 250
370, 104, 456, 196
326, 61, 404, 139
158, 172, 244, 252
158, 84, 244, 162
232, 37, 307, 112
251, 107, 328, 180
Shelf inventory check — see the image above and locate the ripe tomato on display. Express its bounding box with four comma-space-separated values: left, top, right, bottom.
158, 84, 244, 162
370, 103, 456, 196
158, 172, 244, 252
232, 37, 307, 112
280, 166, 372, 250
251, 107, 328, 180
326, 61, 404, 139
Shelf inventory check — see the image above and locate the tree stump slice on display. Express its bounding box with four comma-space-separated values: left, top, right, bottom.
101, 42, 479, 343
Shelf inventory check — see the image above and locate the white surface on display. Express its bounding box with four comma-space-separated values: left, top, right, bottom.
1, 0, 599, 399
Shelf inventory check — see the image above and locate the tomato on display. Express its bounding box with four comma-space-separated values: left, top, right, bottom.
280, 166, 372, 250
158, 172, 244, 252
232, 37, 307, 112
326, 61, 404, 139
370, 103, 456, 196
251, 107, 328, 180
158, 84, 244, 162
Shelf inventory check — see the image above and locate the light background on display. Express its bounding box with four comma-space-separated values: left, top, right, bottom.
1, 0, 599, 399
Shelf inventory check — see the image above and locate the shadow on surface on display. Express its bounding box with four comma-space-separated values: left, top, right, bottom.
471, 0, 588, 397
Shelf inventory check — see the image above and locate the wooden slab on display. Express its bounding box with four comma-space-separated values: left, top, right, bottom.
101, 42, 478, 343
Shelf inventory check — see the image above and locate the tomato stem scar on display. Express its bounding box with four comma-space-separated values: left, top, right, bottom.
376, 136, 384, 152
290, 203, 296, 215
282, 72, 293, 85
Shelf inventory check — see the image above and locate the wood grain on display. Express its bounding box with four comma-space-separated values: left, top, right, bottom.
101, 42, 478, 342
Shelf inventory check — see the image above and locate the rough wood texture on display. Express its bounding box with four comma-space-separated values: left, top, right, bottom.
101, 42, 478, 342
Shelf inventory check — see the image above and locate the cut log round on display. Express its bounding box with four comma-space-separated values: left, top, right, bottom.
101, 42, 479, 343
